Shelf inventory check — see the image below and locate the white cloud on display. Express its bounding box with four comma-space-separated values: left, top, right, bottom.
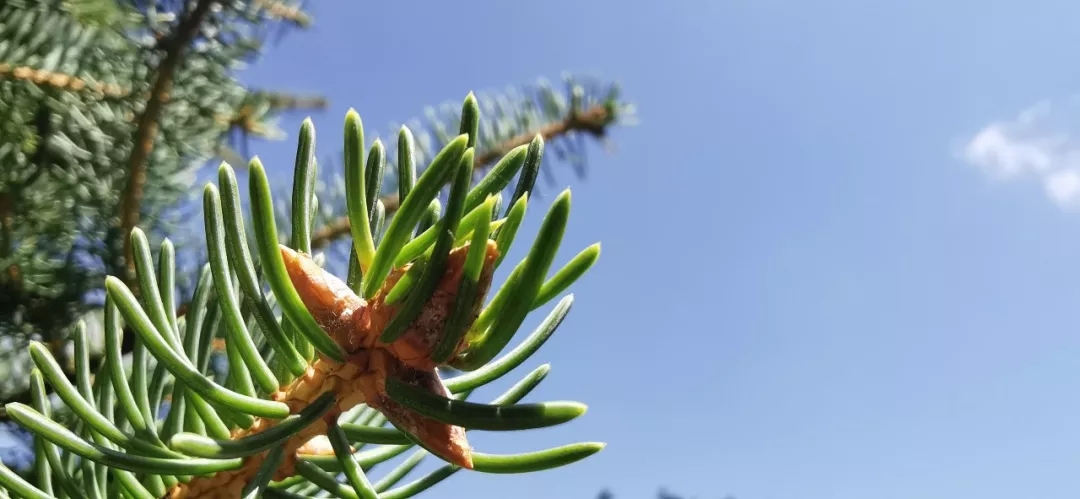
957, 98, 1080, 210
1046, 169, 1080, 207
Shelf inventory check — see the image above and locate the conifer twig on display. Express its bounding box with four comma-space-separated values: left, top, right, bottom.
0, 63, 128, 98
309, 103, 614, 249
117, 0, 217, 285
251, 0, 312, 26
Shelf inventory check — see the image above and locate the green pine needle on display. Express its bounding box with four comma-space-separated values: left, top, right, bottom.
0, 95, 613, 498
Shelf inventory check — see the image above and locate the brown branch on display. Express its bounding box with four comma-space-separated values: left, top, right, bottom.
264, 93, 329, 111
0, 63, 129, 98
214, 92, 328, 135
309, 103, 614, 249
117, 0, 217, 284
252, 0, 312, 26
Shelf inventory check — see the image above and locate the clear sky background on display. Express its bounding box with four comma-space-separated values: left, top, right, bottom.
231, 1, 1080, 498
9, 1, 1080, 498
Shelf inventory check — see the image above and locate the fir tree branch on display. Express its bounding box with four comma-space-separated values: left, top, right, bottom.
264, 92, 330, 111
215, 93, 329, 136
251, 0, 312, 27
309, 102, 615, 249
0, 63, 128, 98
117, 0, 217, 284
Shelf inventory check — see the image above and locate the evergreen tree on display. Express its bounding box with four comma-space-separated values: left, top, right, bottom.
0, 0, 631, 408
0, 0, 328, 403
0, 81, 626, 499
0, 0, 634, 496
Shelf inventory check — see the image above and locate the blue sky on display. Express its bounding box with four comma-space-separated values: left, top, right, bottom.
10, 1, 1080, 498
232, 1, 1080, 498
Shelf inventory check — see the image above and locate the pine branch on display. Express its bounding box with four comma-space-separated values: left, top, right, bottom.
117, 0, 217, 284
263, 92, 330, 111
216, 91, 330, 137
0, 95, 613, 499
251, 0, 312, 27
0, 63, 128, 98
309, 102, 615, 249
0, 0, 324, 421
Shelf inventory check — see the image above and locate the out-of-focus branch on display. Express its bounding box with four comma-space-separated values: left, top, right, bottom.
264, 92, 330, 111
309, 103, 615, 249
252, 0, 312, 27
0, 63, 129, 98
0, 193, 19, 292
117, 0, 217, 285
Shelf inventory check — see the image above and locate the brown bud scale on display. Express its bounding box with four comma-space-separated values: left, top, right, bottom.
165, 241, 499, 499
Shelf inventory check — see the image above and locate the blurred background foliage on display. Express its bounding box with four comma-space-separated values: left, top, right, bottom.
596, 489, 731, 499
